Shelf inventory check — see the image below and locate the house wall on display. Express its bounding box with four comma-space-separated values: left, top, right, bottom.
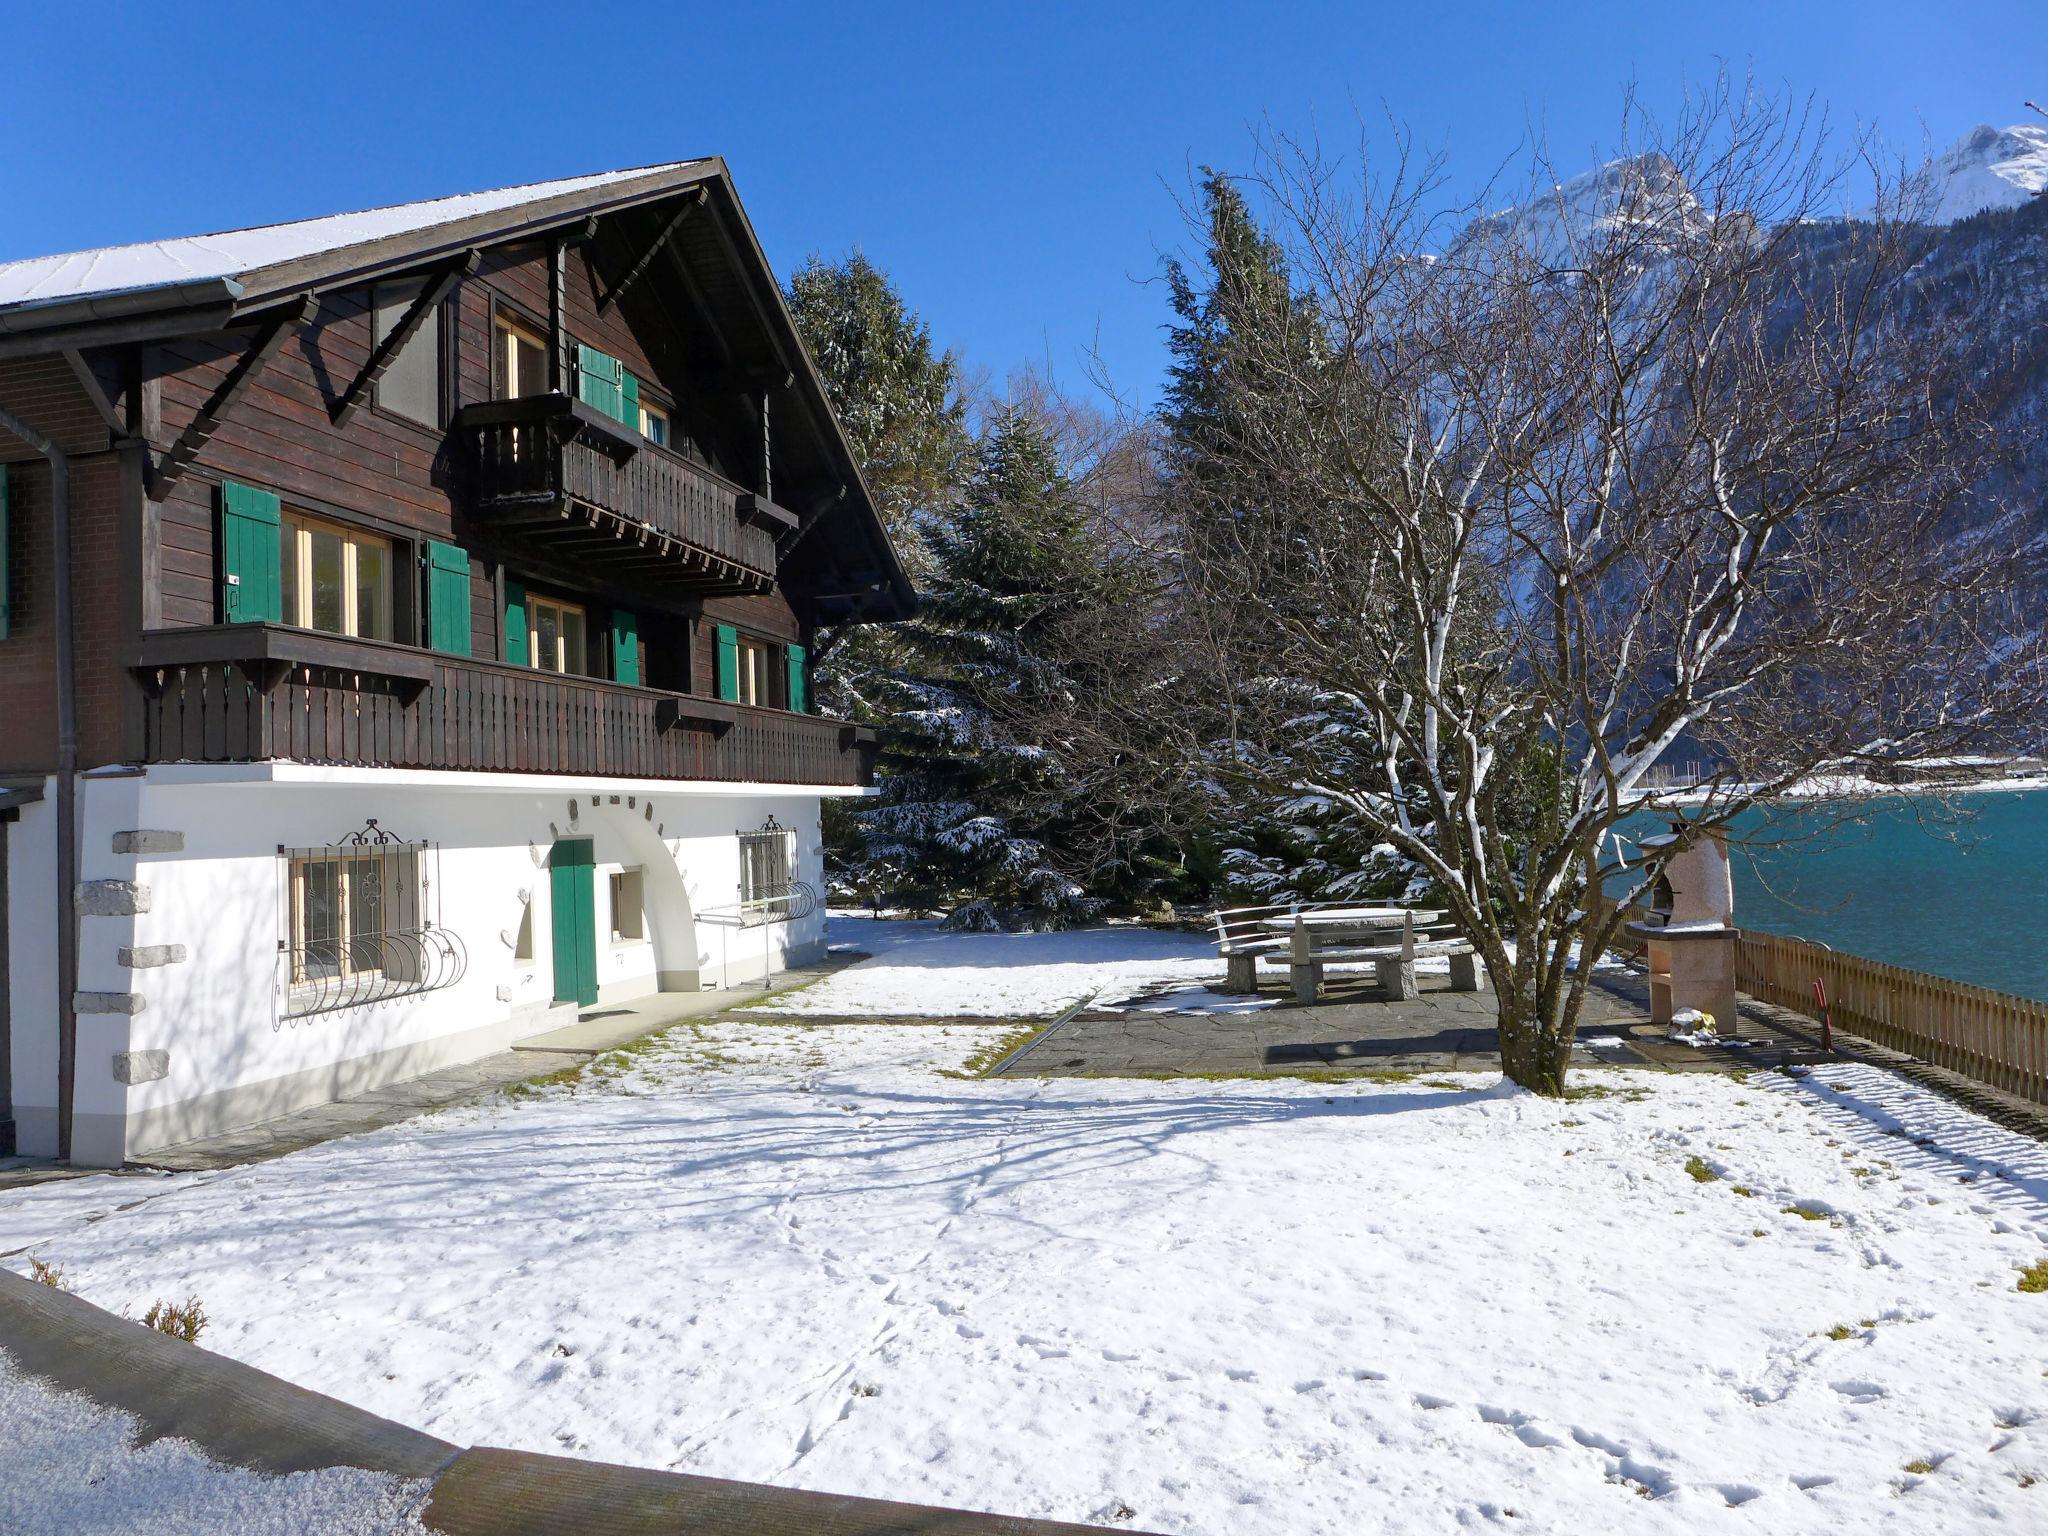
0, 454, 131, 775
6, 764, 834, 1165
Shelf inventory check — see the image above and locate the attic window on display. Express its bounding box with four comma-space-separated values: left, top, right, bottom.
372, 281, 443, 427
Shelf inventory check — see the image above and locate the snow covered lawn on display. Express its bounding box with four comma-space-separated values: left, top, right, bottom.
772, 914, 1226, 1015
6, 1004, 2046, 1534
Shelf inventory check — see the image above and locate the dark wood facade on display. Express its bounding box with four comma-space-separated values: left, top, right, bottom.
0, 163, 906, 788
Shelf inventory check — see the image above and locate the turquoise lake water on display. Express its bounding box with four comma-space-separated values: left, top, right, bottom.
1625, 788, 2048, 1002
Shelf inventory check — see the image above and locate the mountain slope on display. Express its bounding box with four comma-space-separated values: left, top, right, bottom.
1918, 122, 2048, 224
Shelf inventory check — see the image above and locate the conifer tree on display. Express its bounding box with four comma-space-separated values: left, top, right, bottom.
1157, 175, 1417, 904
784, 250, 968, 586
846, 406, 1134, 926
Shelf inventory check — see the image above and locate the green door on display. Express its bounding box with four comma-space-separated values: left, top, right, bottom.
549, 839, 598, 1007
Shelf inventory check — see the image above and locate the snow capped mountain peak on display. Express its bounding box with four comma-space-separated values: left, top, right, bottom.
1465, 152, 1705, 269
1916, 122, 2048, 224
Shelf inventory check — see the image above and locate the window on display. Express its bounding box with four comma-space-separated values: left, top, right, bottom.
513, 900, 534, 963
495, 312, 549, 399
735, 636, 773, 706
280, 511, 393, 640
372, 281, 442, 426
287, 846, 418, 990
610, 869, 645, 943
739, 828, 791, 914
638, 399, 670, 447
528, 594, 587, 674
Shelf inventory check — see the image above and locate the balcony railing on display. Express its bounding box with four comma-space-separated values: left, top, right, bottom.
457, 395, 786, 593
131, 627, 877, 788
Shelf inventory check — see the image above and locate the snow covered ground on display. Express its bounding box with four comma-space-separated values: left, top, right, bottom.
772, 915, 1227, 1015
4, 959, 2044, 1533
0, 1357, 430, 1535
779, 913, 1464, 1017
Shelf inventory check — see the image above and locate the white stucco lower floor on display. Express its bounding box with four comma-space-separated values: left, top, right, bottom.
4, 763, 859, 1166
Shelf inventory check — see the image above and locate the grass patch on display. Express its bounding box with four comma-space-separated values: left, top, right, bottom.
1903, 1458, 1938, 1476
141, 1296, 207, 1343
27, 1255, 64, 1289
2018, 1257, 2048, 1294
1684, 1155, 1719, 1184
1824, 1324, 1856, 1341
1731, 1185, 1755, 1198
1782, 1203, 1830, 1222
938, 1021, 1050, 1080
1566, 1081, 1651, 1104
502, 1062, 587, 1100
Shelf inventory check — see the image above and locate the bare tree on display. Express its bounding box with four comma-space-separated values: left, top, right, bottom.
1075, 80, 2048, 1093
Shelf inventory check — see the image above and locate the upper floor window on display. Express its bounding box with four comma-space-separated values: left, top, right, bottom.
734, 635, 773, 706
495, 313, 549, 399
639, 398, 670, 447
281, 510, 392, 641
528, 593, 587, 675
372, 281, 443, 427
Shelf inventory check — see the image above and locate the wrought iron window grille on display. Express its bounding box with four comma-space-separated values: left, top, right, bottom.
275, 819, 467, 1023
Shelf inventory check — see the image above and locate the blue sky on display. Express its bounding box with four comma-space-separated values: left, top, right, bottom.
2, 2, 2040, 408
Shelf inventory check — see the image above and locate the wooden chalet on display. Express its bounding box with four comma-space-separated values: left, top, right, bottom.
0, 162, 911, 1164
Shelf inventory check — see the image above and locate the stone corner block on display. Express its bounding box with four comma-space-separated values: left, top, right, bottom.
111, 1049, 171, 1085
76, 880, 150, 916
75, 991, 146, 1016
118, 943, 188, 969
111, 829, 184, 856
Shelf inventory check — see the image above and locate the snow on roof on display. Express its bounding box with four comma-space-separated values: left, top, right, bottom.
0, 162, 706, 312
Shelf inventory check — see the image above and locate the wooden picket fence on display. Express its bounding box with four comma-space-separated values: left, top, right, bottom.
1735, 929, 2048, 1107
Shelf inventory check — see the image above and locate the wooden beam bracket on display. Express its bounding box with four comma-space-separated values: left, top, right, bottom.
60, 348, 124, 434
148, 294, 317, 502
598, 189, 705, 315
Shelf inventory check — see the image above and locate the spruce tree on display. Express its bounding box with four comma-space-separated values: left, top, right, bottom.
784, 250, 968, 585
1159, 174, 1417, 905
849, 406, 1132, 927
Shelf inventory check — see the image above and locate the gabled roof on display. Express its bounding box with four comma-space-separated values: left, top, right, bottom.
0, 164, 707, 315
0, 162, 913, 615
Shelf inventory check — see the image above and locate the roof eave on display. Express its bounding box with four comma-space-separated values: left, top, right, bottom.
0, 275, 245, 336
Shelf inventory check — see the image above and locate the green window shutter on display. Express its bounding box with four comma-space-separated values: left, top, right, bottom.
621, 370, 641, 431
427, 540, 472, 655
503, 578, 528, 665
714, 623, 739, 702
219, 480, 283, 624
576, 344, 625, 423
786, 642, 808, 714
0, 465, 10, 639
610, 607, 640, 685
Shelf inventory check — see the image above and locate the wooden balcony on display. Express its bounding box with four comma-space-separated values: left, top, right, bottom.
130, 626, 877, 787
456, 395, 791, 595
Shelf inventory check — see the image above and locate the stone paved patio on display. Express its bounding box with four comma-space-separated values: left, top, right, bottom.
995, 969, 1820, 1079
